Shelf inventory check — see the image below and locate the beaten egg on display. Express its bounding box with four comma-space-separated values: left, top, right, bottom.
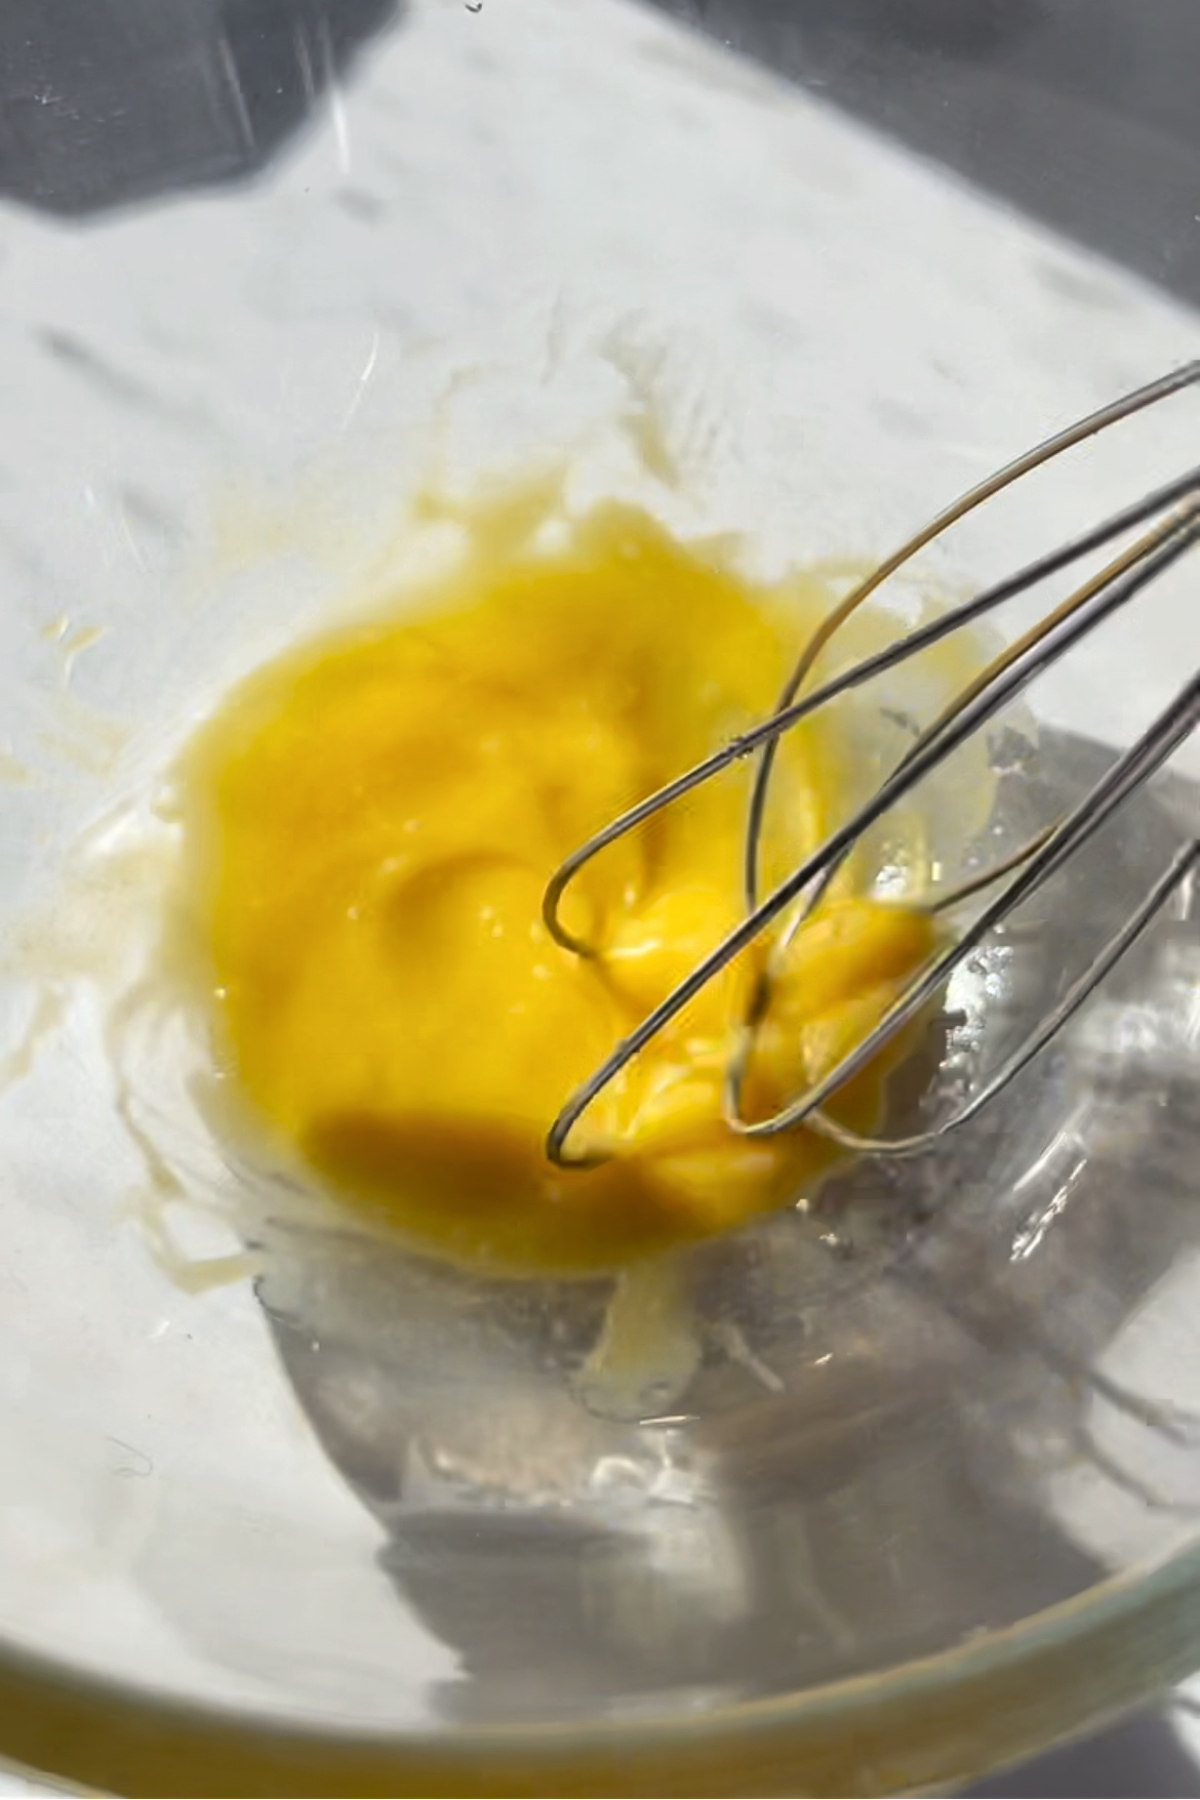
170, 500, 936, 1274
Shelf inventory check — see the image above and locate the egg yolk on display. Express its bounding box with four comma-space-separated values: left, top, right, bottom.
174, 504, 936, 1273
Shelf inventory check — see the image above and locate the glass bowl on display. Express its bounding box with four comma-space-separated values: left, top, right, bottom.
2, 1, 1200, 1792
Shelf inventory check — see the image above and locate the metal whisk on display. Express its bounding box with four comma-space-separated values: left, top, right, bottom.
543, 361, 1200, 1168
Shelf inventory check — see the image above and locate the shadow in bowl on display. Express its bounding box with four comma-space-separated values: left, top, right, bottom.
0, 0, 401, 216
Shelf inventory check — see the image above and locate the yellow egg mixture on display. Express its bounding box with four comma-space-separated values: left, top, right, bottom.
173, 502, 935, 1273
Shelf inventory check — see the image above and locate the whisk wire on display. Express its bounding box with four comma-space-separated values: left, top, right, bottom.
724, 515, 1200, 1144
761, 505, 1198, 990
741, 360, 1200, 910
728, 665, 1200, 1153
543, 459, 1200, 960
544, 363, 1200, 1170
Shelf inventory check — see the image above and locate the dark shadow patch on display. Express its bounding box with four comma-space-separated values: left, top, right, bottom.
0, 0, 402, 217
643, 0, 1200, 309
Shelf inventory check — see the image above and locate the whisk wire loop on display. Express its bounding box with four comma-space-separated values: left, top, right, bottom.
544, 363, 1200, 1169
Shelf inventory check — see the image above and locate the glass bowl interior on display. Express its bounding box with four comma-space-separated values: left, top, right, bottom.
2, 1, 1200, 1791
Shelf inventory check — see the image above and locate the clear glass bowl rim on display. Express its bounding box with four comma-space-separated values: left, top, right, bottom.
1, 1528, 1197, 1795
